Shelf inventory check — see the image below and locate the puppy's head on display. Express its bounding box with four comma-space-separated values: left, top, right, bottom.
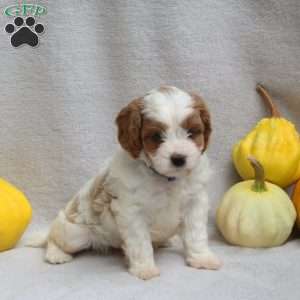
116, 86, 211, 177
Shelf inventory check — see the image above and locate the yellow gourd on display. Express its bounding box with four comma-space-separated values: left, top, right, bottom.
0, 178, 32, 251
216, 157, 296, 248
233, 85, 300, 188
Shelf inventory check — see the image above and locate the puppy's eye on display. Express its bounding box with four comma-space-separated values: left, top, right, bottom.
187, 128, 202, 138
151, 132, 163, 143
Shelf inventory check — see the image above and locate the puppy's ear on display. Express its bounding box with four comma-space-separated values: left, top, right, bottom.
115, 98, 144, 158
191, 93, 212, 152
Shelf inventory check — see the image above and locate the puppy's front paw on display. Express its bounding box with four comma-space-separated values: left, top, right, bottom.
129, 265, 160, 280
45, 242, 73, 264
187, 252, 222, 270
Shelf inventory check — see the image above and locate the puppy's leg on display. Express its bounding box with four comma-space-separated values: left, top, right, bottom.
181, 191, 222, 270
45, 211, 91, 264
46, 240, 73, 264
112, 205, 159, 280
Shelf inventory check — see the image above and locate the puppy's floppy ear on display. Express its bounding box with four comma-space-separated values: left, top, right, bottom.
115, 98, 144, 158
191, 93, 212, 152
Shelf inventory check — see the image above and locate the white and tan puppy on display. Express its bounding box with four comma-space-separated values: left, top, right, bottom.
31, 86, 221, 280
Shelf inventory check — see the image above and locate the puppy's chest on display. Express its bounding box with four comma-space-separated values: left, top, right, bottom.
138, 180, 190, 241
140, 179, 190, 216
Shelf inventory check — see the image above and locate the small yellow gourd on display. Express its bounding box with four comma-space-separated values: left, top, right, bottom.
0, 178, 32, 251
233, 85, 300, 188
216, 157, 296, 248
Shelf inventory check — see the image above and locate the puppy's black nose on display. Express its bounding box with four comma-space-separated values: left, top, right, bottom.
171, 154, 186, 167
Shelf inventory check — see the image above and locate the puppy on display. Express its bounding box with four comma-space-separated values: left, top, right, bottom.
31, 86, 221, 280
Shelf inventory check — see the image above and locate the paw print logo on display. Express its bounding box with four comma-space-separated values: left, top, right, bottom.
5, 16, 45, 47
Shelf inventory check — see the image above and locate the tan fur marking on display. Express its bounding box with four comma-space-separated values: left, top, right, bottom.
158, 85, 174, 94
181, 112, 205, 149
189, 93, 212, 152
142, 119, 168, 155
65, 197, 80, 223
92, 190, 115, 214
115, 98, 144, 158
90, 174, 116, 215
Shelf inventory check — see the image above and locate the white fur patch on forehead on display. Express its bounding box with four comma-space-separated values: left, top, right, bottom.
142, 86, 193, 126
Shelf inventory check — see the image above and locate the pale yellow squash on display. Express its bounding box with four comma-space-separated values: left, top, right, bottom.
217, 157, 296, 248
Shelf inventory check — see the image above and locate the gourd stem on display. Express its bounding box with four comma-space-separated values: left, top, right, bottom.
248, 156, 267, 192
256, 84, 281, 118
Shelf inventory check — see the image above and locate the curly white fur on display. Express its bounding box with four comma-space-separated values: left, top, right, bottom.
30, 86, 222, 280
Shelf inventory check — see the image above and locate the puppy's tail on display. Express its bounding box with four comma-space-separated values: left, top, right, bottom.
24, 231, 48, 248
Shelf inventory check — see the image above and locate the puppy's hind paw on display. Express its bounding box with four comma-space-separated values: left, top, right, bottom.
187, 252, 222, 270
129, 265, 160, 280
45, 242, 73, 264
